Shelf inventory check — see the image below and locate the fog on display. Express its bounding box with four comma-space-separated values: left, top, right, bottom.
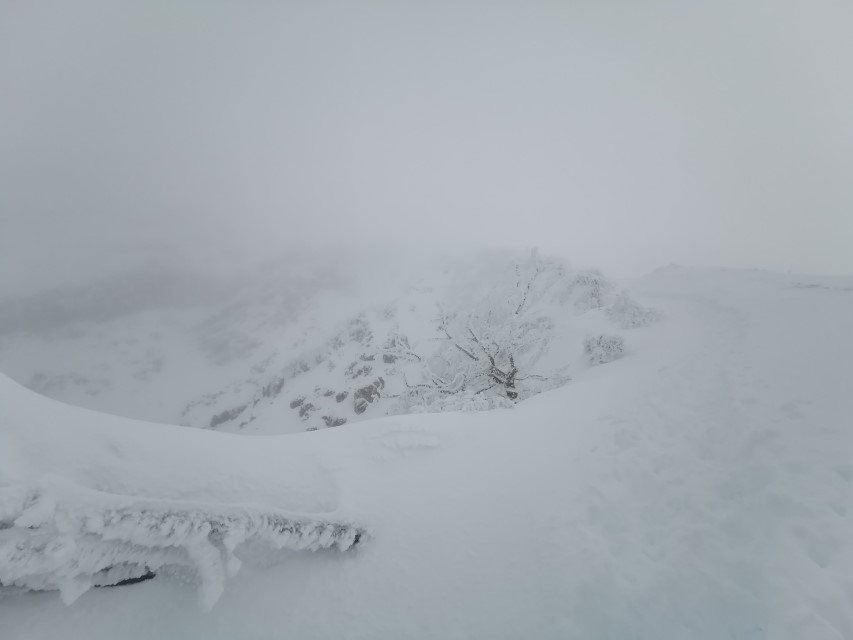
2, 0, 852, 298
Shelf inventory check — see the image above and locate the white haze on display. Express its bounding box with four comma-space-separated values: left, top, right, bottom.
1, 0, 852, 298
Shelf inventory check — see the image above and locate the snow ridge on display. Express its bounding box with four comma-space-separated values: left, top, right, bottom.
0, 483, 365, 610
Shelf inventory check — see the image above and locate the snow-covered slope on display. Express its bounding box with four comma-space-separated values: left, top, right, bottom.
2, 266, 853, 639
0, 259, 350, 427
0, 251, 654, 433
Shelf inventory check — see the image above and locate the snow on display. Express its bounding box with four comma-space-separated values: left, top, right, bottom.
0, 251, 652, 433
2, 266, 853, 638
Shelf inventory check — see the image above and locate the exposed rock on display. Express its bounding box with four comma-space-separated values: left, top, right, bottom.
345, 362, 373, 379
353, 377, 384, 415
298, 402, 316, 420
262, 377, 285, 398
322, 415, 347, 427
209, 404, 248, 429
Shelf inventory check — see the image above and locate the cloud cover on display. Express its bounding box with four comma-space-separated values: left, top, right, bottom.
2, 0, 852, 296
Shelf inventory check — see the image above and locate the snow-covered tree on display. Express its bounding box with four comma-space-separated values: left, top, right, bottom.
400, 250, 568, 411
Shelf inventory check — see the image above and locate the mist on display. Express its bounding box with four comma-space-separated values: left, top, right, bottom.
2, 0, 852, 298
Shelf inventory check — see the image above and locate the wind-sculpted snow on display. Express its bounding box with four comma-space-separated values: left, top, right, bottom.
0, 483, 365, 610
0, 373, 365, 612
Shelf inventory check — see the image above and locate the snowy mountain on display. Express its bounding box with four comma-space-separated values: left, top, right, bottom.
0, 251, 656, 433
2, 265, 853, 639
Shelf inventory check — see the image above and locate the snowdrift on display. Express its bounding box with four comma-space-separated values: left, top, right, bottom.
0, 376, 365, 611
2, 267, 853, 639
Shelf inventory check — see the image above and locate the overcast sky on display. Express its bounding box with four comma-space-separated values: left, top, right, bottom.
1, 0, 852, 296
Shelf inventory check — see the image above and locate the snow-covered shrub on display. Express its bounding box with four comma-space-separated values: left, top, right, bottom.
584, 334, 624, 365
407, 390, 517, 414
566, 270, 615, 311
606, 292, 660, 329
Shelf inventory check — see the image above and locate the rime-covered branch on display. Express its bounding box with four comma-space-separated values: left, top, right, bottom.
396, 250, 574, 412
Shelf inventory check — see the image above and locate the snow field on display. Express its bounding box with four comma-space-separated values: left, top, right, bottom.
1, 266, 852, 638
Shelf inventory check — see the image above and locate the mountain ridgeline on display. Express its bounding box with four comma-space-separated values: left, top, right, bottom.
0, 251, 658, 433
